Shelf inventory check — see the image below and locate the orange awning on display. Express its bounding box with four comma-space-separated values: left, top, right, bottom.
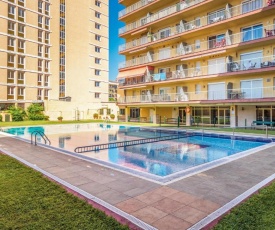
117, 67, 149, 79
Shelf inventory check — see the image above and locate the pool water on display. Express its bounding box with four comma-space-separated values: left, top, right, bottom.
1, 124, 269, 178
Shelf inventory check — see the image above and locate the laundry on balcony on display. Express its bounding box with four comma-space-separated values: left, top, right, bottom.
264, 29, 275, 37
214, 39, 226, 48
261, 61, 275, 68
210, 15, 225, 24
267, 0, 275, 6
153, 73, 166, 81
230, 62, 240, 72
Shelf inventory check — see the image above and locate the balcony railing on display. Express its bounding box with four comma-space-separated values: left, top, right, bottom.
118, 0, 157, 18
119, 0, 206, 35
119, 55, 275, 86
119, 0, 267, 51
118, 86, 275, 104
119, 24, 275, 69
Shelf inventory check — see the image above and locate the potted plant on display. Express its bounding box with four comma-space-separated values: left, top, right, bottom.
110, 114, 115, 120
57, 116, 63, 122
93, 113, 99, 119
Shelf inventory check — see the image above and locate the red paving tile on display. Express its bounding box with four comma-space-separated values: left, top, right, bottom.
132, 206, 168, 224
135, 190, 166, 205
151, 197, 185, 213
168, 191, 200, 205
152, 215, 193, 230
189, 198, 221, 214
172, 205, 208, 224
115, 198, 148, 214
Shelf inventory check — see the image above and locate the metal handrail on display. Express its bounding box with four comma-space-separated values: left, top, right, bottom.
31, 131, 51, 146
75, 133, 191, 153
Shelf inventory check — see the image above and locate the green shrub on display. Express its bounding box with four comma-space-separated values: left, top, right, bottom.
110, 114, 115, 119
0, 114, 2, 122
93, 113, 99, 119
44, 116, 50, 121
8, 106, 26, 121
57, 116, 63, 121
27, 103, 46, 121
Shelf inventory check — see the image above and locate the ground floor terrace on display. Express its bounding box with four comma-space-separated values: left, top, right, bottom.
118, 101, 275, 128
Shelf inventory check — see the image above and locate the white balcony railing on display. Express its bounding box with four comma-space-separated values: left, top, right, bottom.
119, 24, 275, 69
118, 0, 157, 18
119, 0, 268, 50
119, 0, 206, 35
118, 86, 275, 104
119, 55, 275, 86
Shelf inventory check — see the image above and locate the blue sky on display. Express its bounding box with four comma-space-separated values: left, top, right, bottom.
109, 1, 125, 81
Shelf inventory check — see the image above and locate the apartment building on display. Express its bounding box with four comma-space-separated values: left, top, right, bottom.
117, 0, 275, 127
0, 0, 117, 120
109, 81, 118, 101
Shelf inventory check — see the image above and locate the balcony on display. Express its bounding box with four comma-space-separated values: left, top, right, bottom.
119, 0, 206, 35
119, 0, 157, 18
119, 0, 269, 51
119, 55, 275, 87
119, 24, 275, 69
118, 86, 275, 104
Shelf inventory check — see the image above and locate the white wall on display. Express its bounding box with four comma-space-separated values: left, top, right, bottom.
237, 105, 256, 127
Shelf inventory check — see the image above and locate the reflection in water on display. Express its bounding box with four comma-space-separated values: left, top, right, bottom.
59, 135, 71, 148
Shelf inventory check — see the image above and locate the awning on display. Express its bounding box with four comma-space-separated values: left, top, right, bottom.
117, 66, 154, 79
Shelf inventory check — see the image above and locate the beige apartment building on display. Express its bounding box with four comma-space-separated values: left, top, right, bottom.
0, 0, 117, 121
117, 0, 275, 127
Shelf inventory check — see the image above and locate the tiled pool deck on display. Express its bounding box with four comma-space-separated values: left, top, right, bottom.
1, 132, 275, 230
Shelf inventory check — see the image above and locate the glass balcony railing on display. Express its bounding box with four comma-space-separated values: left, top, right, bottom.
119, 0, 267, 50
118, 0, 157, 18
119, 0, 206, 35
118, 86, 275, 104
119, 24, 275, 69
119, 55, 275, 86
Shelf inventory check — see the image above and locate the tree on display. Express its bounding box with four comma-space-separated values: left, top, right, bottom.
8, 106, 26, 121
27, 103, 46, 121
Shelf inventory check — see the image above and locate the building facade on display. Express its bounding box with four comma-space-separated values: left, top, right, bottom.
0, 0, 117, 120
117, 0, 275, 127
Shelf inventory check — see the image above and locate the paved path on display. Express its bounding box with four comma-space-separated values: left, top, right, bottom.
0, 135, 274, 230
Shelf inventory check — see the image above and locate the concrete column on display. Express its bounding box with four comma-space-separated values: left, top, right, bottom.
186, 107, 192, 126
230, 105, 236, 128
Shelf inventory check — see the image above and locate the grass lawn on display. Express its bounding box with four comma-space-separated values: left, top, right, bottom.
0, 154, 128, 230
214, 181, 275, 230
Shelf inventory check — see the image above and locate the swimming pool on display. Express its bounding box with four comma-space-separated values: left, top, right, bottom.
1, 123, 272, 183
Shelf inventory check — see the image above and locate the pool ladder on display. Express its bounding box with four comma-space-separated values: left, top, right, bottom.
31, 131, 51, 146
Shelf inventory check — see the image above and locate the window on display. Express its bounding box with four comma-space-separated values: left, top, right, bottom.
38, 1, 43, 10
60, 31, 65, 38
8, 54, 15, 63
38, 45, 43, 56
119, 109, 125, 115
60, 44, 65, 52
18, 8, 24, 18
45, 61, 49, 70
159, 27, 171, 39
208, 58, 226, 74
38, 15, 43, 24
8, 5, 15, 15
95, 34, 101, 41
240, 50, 263, 70
95, 46, 101, 52
195, 39, 200, 49
38, 74, 42, 83
242, 0, 262, 14
242, 24, 263, 42
18, 0, 25, 3
208, 34, 225, 49
38, 30, 43, 40
95, 93, 100, 98
45, 17, 50, 26
195, 17, 201, 27
159, 47, 171, 60
95, 58, 101, 64
95, 69, 100, 75
60, 18, 65, 25
208, 9, 226, 24
95, 81, 100, 87
95, 0, 101, 7
95, 11, 101, 18
38, 59, 43, 68
8, 37, 15, 47
208, 82, 226, 100
195, 84, 201, 94
18, 24, 25, 34
8, 87, 15, 95
18, 72, 24, 81
8, 70, 14, 80
8, 21, 15, 31
60, 58, 65, 65
95, 23, 101, 29
44, 76, 49, 86
38, 89, 42, 99
18, 87, 24, 96
60, 3, 65, 12
45, 3, 50, 13
45, 32, 50, 43
18, 40, 24, 49
45, 46, 49, 56
241, 79, 263, 98
45, 90, 49, 97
